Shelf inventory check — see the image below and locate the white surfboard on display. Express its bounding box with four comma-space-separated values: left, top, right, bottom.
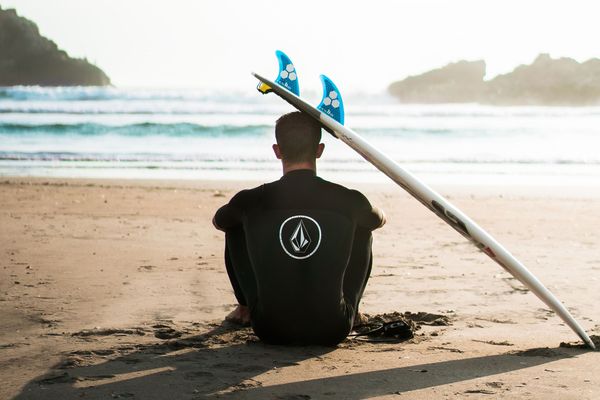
251, 51, 595, 349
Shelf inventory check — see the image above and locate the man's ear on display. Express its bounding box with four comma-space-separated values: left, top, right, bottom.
316, 143, 325, 159
272, 144, 283, 160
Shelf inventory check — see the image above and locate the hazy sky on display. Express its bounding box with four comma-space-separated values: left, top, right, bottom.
3, 0, 600, 91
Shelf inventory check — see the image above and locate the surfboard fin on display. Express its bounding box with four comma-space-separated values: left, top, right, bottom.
256, 50, 300, 96
317, 74, 345, 125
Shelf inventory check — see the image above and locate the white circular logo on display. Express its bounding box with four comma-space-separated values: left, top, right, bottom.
279, 215, 322, 260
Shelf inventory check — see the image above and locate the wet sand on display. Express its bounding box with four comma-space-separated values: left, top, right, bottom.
1, 177, 599, 399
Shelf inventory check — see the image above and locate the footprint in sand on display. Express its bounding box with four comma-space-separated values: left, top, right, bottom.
153, 326, 182, 340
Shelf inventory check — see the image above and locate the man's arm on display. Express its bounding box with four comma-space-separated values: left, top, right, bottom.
212, 190, 250, 232
212, 205, 240, 231
351, 190, 386, 231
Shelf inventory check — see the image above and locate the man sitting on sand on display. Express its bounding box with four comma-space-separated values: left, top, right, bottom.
213, 111, 385, 345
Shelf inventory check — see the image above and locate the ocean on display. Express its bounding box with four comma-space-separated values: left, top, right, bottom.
1, 86, 600, 188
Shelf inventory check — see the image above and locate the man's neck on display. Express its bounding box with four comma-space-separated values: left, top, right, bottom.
282, 161, 316, 176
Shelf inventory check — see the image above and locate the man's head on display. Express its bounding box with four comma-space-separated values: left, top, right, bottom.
273, 111, 324, 165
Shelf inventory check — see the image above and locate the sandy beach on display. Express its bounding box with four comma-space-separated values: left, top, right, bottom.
1, 177, 599, 399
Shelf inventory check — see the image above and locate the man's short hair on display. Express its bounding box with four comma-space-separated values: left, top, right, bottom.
275, 111, 322, 163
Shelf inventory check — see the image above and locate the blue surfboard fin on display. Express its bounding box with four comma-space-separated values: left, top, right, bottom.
257, 50, 300, 96
317, 74, 344, 125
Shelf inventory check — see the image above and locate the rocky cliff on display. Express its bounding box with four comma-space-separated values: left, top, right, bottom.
0, 5, 110, 86
388, 60, 487, 104
388, 54, 600, 106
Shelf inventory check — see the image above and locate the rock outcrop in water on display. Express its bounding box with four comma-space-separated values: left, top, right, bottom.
388, 54, 600, 106
388, 60, 487, 104
0, 5, 110, 86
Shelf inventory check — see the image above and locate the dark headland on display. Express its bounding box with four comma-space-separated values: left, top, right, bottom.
388, 54, 600, 106
0, 5, 110, 86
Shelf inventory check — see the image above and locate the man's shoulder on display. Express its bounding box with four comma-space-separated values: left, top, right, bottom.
315, 177, 370, 205
317, 177, 385, 230
230, 177, 292, 202
229, 184, 265, 206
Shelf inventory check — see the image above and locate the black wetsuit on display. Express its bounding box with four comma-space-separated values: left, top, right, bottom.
213, 169, 385, 345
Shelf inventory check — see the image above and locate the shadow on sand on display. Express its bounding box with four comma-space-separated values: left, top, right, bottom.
13, 323, 586, 400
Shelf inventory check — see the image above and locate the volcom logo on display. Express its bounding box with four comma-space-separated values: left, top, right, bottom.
290, 220, 311, 253
279, 215, 321, 260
